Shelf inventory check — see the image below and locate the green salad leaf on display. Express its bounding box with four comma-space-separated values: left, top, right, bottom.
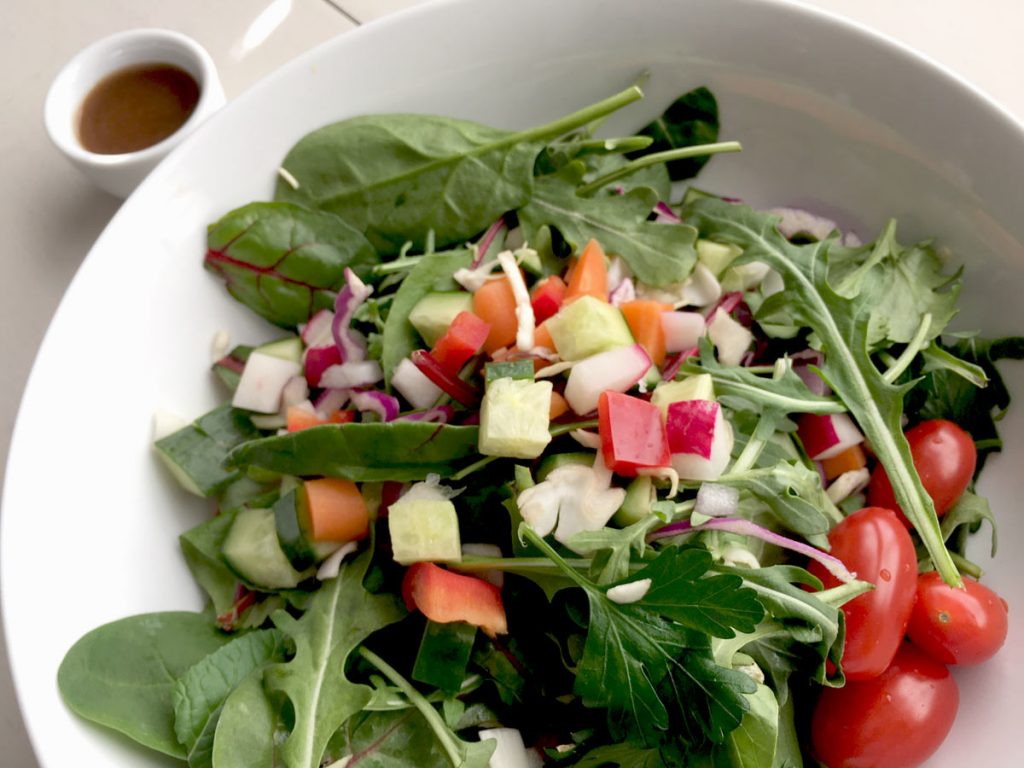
631, 86, 720, 181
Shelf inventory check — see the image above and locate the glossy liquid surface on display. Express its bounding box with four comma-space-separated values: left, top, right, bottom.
77, 63, 199, 154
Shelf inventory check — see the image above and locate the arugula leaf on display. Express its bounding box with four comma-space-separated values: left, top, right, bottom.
518, 161, 697, 286
685, 197, 961, 586
58, 612, 232, 759
264, 552, 405, 768
327, 710, 452, 767
380, 247, 473, 385
226, 422, 481, 481
566, 515, 660, 584
172, 628, 288, 768
276, 87, 643, 253
912, 336, 1024, 471
523, 527, 761, 745
938, 491, 997, 557
204, 202, 378, 327
828, 219, 960, 349
632, 86, 720, 181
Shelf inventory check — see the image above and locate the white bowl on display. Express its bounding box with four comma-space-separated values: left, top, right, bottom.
44, 28, 226, 198
7, 0, 1024, 766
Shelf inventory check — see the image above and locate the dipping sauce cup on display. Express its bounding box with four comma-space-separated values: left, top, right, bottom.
44, 29, 225, 198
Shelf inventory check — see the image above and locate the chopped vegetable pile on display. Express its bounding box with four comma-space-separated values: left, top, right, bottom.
58, 82, 1020, 768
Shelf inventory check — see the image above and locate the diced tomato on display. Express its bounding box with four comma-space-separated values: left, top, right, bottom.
598, 391, 670, 476
620, 300, 667, 367
402, 562, 508, 637
431, 311, 491, 376
286, 406, 355, 432
564, 239, 608, 304
474, 277, 519, 353
530, 275, 566, 324
303, 477, 369, 542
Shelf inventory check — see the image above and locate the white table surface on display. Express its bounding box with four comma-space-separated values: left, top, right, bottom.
1, 0, 1020, 764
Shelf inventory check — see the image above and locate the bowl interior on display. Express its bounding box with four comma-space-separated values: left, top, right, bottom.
7, 0, 1024, 766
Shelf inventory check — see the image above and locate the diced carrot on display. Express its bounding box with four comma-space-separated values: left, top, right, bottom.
530, 275, 566, 323
549, 391, 569, 420
286, 406, 355, 432
821, 444, 868, 481
564, 239, 608, 304
473, 277, 519, 353
303, 478, 369, 542
620, 300, 667, 367
402, 562, 508, 637
533, 321, 554, 351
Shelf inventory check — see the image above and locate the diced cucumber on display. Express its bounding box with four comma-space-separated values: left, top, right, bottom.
485, 359, 535, 384
614, 475, 655, 526
412, 620, 477, 693
537, 451, 594, 482
212, 345, 253, 393
273, 489, 317, 570
217, 475, 280, 514
154, 405, 260, 497
222, 507, 305, 589
696, 239, 742, 278
255, 336, 303, 365
546, 296, 634, 361
409, 292, 474, 346
478, 378, 552, 459
651, 374, 716, 419
388, 499, 462, 565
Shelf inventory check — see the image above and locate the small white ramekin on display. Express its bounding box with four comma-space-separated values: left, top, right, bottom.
44, 28, 226, 198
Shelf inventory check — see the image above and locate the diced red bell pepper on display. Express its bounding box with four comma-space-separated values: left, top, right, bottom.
286, 406, 355, 432
305, 345, 343, 387
530, 275, 566, 324
401, 562, 508, 637
431, 311, 491, 376
598, 391, 671, 476
411, 350, 481, 408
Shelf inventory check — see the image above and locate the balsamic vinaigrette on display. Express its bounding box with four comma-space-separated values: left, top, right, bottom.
77, 63, 200, 155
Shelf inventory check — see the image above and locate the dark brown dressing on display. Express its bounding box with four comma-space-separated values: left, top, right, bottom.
77, 63, 200, 155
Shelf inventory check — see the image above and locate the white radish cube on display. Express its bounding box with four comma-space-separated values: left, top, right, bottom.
392, 357, 443, 409
564, 343, 651, 415
662, 310, 705, 353
232, 352, 302, 413
708, 307, 754, 366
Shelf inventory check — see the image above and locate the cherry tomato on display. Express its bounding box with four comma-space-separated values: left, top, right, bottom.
868, 419, 976, 524
907, 571, 1009, 666
811, 642, 959, 768
807, 507, 917, 680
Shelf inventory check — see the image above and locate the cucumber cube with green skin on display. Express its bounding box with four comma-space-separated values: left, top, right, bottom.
255, 336, 303, 364
696, 239, 742, 277
651, 373, 716, 419
614, 475, 656, 526
409, 292, 474, 346
479, 378, 553, 459
388, 498, 462, 565
413, 620, 477, 693
222, 507, 305, 589
485, 359, 535, 384
546, 295, 634, 361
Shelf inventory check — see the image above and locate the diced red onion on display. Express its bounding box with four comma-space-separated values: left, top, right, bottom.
649, 516, 856, 583
301, 308, 335, 348
349, 389, 400, 422
768, 206, 840, 242
695, 482, 740, 518
398, 405, 455, 423
314, 387, 349, 416
320, 360, 383, 389
609, 277, 636, 307
792, 350, 830, 396
471, 217, 508, 268
332, 268, 372, 363
411, 349, 480, 407
662, 346, 699, 381
705, 291, 744, 320
653, 201, 682, 223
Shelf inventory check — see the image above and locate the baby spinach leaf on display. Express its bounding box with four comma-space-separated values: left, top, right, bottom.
380, 247, 473, 385
226, 423, 481, 481
172, 628, 289, 767
631, 86, 720, 181
264, 552, 405, 768
179, 511, 240, 617
210, 672, 280, 768
205, 201, 378, 328
58, 612, 231, 759
685, 197, 960, 586
573, 742, 665, 767
518, 162, 697, 286
326, 710, 452, 767
276, 87, 644, 253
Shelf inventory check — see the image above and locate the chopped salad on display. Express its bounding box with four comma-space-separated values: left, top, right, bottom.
58, 83, 1019, 768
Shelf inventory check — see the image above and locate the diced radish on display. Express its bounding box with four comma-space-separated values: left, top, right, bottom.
281, 376, 309, 409
798, 413, 864, 460
301, 308, 335, 348
563, 343, 651, 415
666, 400, 734, 481
320, 360, 383, 389
392, 357, 443, 409
232, 352, 302, 413
662, 311, 705, 353
707, 308, 753, 366
305, 345, 343, 387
